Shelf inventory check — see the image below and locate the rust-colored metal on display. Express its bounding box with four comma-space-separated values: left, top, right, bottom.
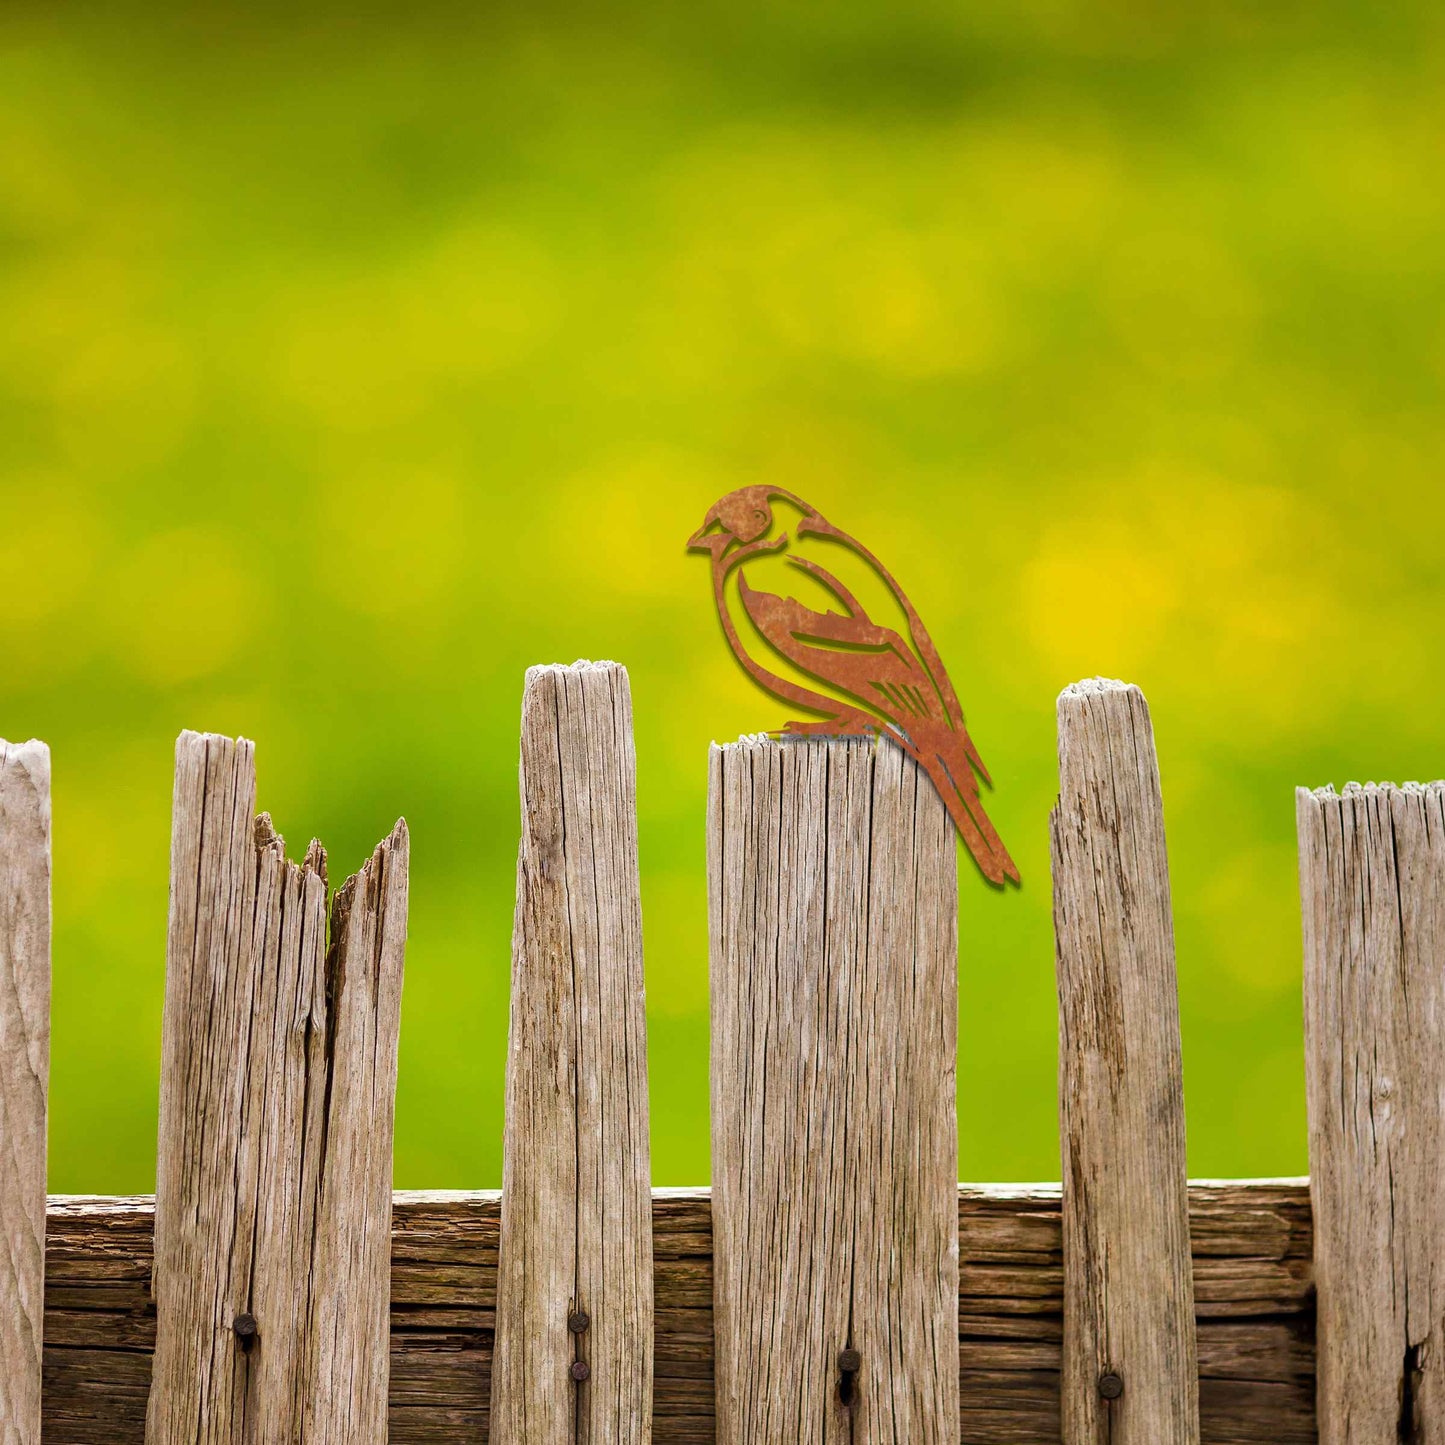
688, 485, 1019, 887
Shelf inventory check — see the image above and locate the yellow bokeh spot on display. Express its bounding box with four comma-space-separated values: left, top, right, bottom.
104, 528, 268, 685
0, 487, 99, 624
317, 467, 469, 619
1101, 228, 1261, 381
274, 221, 563, 431
1022, 524, 1183, 681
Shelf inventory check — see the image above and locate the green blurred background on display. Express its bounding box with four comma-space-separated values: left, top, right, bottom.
2, 1, 1442, 1193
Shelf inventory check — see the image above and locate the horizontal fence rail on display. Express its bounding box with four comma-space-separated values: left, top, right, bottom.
40, 1182, 1313, 1444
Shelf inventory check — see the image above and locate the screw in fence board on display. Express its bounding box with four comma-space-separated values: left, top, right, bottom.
1050, 680, 1200, 1445
492, 662, 653, 1445
145, 731, 407, 1445
1298, 781, 1445, 1445
709, 735, 959, 1445
0, 740, 49, 1445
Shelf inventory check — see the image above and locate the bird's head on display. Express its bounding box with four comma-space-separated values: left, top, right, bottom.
687, 486, 818, 559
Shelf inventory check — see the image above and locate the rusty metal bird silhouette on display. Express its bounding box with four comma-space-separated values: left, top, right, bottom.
688, 485, 1020, 888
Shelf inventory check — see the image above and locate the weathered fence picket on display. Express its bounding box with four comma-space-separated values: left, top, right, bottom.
1298, 782, 1445, 1445
1051, 679, 1199, 1444
709, 735, 959, 1443
0, 740, 50, 1445
146, 732, 407, 1445
492, 662, 653, 1445
0, 663, 1436, 1444
304, 819, 409, 1441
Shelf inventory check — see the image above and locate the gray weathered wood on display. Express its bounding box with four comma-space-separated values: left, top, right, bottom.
492, 662, 653, 1445
709, 735, 959, 1444
1298, 781, 1445, 1445
0, 741, 50, 1445
38, 1181, 1316, 1443
303, 818, 409, 1441
1051, 679, 1199, 1445
146, 731, 407, 1445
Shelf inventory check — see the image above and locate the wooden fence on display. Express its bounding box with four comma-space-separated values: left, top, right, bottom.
0, 663, 1439, 1444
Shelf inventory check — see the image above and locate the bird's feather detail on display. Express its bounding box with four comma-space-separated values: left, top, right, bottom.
734, 564, 1019, 886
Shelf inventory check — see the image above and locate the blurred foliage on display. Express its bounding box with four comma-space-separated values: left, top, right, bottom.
2, 0, 1443, 1192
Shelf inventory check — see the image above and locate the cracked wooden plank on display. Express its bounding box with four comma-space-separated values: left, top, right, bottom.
38, 1183, 1314, 1442
0, 740, 50, 1445
1298, 781, 1445, 1445
146, 731, 407, 1445
491, 662, 653, 1445
709, 735, 959, 1444
1051, 679, 1199, 1445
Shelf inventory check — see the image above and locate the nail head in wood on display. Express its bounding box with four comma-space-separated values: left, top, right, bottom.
838, 1348, 862, 1374
570, 1360, 591, 1382
233, 1313, 258, 1351
1099, 1371, 1124, 1400
568, 1310, 590, 1334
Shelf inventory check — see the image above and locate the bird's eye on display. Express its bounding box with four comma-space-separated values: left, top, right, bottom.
754, 509, 766, 521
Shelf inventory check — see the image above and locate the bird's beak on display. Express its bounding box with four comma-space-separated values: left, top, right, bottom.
688, 518, 726, 553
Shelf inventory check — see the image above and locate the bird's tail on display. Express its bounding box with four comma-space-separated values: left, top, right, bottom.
921, 735, 1020, 888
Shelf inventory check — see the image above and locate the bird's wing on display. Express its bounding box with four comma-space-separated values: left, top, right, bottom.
734, 562, 1019, 888
719, 529, 1018, 887
707, 541, 859, 727
735, 564, 945, 732
795, 521, 991, 785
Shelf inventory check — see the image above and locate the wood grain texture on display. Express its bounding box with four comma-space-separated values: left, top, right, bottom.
38, 1182, 1314, 1442
0, 741, 50, 1445
1051, 680, 1199, 1445
492, 662, 653, 1445
1298, 781, 1445, 1445
709, 735, 959, 1444
146, 731, 407, 1445
304, 819, 409, 1442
